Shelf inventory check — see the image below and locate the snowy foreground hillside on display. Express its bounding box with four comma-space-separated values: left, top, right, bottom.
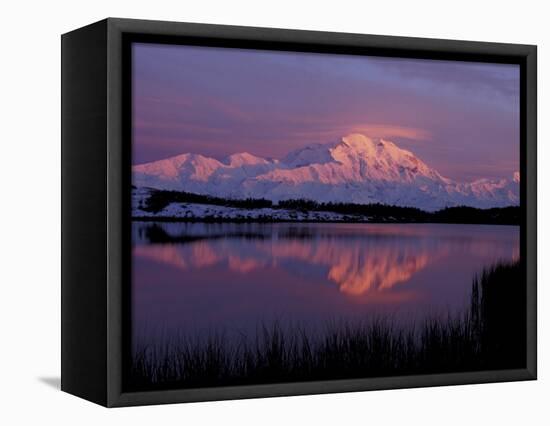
133, 133, 519, 212
132, 188, 374, 222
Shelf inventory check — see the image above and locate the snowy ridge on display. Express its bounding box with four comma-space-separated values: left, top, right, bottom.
132, 187, 368, 222
133, 133, 519, 211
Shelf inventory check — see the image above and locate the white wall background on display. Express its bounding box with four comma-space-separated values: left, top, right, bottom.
0, 0, 546, 424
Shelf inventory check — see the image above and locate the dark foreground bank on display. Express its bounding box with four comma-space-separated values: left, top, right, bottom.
127, 261, 525, 391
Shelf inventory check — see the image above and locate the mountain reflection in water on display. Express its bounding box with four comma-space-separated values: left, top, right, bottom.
134, 233, 437, 296
132, 222, 519, 337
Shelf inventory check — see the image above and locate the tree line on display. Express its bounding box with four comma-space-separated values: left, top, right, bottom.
139, 189, 520, 225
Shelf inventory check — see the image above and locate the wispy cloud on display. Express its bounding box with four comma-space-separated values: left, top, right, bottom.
132, 43, 520, 181
288, 123, 431, 145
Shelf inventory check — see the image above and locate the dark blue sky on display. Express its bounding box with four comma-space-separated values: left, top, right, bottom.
132, 42, 519, 181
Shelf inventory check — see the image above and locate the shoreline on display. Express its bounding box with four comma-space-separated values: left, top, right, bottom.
132, 216, 520, 226
132, 189, 521, 226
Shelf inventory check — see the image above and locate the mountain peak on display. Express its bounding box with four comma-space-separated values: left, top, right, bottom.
336, 134, 379, 155
341, 133, 376, 148
132, 133, 519, 210
335, 134, 407, 159
338, 134, 406, 155
223, 152, 270, 167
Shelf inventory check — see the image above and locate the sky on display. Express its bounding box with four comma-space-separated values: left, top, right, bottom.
132, 42, 519, 182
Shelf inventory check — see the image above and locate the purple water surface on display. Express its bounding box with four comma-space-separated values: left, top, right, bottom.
132, 222, 519, 344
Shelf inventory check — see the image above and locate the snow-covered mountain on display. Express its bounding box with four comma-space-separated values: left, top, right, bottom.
133, 134, 519, 211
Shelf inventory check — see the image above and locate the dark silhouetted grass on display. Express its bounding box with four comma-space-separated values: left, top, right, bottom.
127, 261, 525, 391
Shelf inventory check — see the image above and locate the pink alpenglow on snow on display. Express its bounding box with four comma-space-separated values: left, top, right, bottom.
132, 43, 520, 185
133, 133, 519, 211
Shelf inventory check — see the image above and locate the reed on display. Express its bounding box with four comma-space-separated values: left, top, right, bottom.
128, 261, 524, 391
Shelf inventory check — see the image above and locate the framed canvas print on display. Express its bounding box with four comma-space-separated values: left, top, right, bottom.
61, 18, 537, 407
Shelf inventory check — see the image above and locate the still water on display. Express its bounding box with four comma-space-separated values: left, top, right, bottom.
132, 222, 519, 342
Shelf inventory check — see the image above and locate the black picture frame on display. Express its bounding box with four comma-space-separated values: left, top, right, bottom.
61, 17, 537, 407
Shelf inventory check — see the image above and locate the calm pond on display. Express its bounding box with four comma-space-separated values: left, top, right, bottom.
132, 222, 519, 343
